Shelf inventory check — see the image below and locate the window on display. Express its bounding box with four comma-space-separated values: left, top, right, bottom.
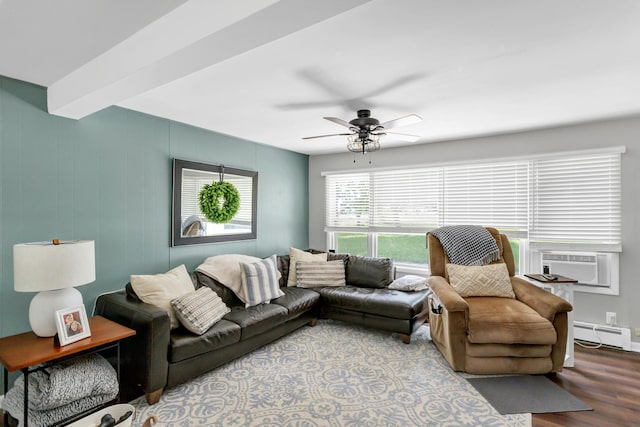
443, 161, 529, 238
377, 233, 428, 265
324, 148, 623, 273
530, 152, 621, 251
334, 232, 368, 256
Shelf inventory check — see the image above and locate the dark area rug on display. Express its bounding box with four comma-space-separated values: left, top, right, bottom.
467, 375, 592, 415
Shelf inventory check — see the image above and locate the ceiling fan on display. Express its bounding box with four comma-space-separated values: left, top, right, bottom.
303, 109, 422, 153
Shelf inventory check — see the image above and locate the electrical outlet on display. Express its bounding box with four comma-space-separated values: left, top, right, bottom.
635, 328, 640, 337
606, 312, 617, 325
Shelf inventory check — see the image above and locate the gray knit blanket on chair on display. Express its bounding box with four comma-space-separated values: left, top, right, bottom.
1, 354, 118, 426
430, 225, 500, 266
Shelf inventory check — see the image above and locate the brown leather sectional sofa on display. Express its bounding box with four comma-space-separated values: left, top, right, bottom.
95, 253, 431, 404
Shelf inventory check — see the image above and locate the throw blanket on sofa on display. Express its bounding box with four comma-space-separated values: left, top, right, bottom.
1, 354, 118, 426
430, 225, 500, 266
196, 254, 263, 299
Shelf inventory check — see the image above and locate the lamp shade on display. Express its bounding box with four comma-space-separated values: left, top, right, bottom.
14, 240, 96, 292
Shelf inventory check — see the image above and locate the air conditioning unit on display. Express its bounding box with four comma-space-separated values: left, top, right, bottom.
541, 251, 610, 288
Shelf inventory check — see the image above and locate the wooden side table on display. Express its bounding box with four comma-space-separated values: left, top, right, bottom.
0, 316, 135, 427
524, 274, 578, 367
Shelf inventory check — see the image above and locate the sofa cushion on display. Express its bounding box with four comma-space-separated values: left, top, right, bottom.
240, 255, 285, 307
223, 303, 289, 340
346, 255, 394, 289
271, 287, 321, 316
169, 319, 241, 363
466, 297, 557, 345
317, 286, 431, 320
447, 263, 515, 298
130, 264, 195, 329
171, 287, 230, 335
287, 247, 327, 287
296, 260, 346, 288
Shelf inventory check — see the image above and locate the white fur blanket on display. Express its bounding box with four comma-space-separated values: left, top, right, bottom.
196, 254, 262, 298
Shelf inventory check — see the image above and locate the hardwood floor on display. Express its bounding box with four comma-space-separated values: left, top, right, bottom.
534, 344, 640, 427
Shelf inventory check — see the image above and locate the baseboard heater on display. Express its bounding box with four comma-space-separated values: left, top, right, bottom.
574, 321, 631, 351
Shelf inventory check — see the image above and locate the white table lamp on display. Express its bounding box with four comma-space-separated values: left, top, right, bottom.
13, 240, 96, 337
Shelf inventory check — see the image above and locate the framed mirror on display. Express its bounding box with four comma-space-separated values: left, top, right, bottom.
172, 159, 258, 246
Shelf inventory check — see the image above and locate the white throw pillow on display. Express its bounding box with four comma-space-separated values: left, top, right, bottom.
446, 263, 515, 298
130, 264, 195, 328
296, 260, 346, 288
240, 255, 285, 307
388, 275, 429, 292
287, 247, 327, 287
171, 287, 230, 335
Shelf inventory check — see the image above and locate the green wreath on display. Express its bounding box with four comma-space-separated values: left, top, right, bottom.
198, 181, 240, 224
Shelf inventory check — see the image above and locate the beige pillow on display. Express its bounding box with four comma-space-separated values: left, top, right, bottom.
446, 263, 515, 298
131, 264, 195, 328
287, 247, 327, 287
296, 260, 346, 288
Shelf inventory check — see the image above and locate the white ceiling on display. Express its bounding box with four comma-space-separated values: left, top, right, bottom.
1, 0, 640, 155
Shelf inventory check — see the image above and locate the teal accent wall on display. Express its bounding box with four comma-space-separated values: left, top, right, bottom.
0, 76, 309, 339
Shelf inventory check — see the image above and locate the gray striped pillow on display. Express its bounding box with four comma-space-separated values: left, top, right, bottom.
296, 260, 346, 288
171, 286, 230, 335
240, 255, 285, 307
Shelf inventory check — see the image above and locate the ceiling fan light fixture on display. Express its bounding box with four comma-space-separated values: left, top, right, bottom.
347, 134, 381, 154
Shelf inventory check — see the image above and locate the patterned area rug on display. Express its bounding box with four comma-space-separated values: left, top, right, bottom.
130, 320, 531, 426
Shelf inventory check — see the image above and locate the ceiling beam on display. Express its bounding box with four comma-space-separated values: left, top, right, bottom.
47, 0, 372, 120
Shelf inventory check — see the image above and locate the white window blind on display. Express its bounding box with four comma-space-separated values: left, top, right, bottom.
371, 168, 442, 232
530, 152, 621, 250
326, 161, 528, 236
443, 161, 529, 237
182, 174, 253, 226
225, 175, 253, 226
325, 173, 370, 230
324, 147, 622, 249
181, 176, 208, 220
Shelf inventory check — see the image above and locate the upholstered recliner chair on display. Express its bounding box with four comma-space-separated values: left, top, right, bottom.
427, 227, 573, 374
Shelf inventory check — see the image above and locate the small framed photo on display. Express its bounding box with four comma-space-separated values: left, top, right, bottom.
55, 305, 91, 345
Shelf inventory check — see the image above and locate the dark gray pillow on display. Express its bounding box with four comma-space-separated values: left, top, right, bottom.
346, 255, 394, 288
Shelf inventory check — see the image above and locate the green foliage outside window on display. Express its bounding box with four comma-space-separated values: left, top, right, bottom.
336, 233, 520, 273
336, 233, 428, 264
335, 233, 368, 256
377, 234, 428, 264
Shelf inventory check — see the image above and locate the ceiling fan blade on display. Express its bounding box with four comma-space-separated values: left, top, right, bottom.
385, 131, 421, 142
324, 117, 354, 128
302, 133, 354, 140
379, 114, 423, 130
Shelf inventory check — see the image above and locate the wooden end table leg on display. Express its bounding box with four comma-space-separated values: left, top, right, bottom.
23, 369, 29, 427
3, 368, 8, 427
